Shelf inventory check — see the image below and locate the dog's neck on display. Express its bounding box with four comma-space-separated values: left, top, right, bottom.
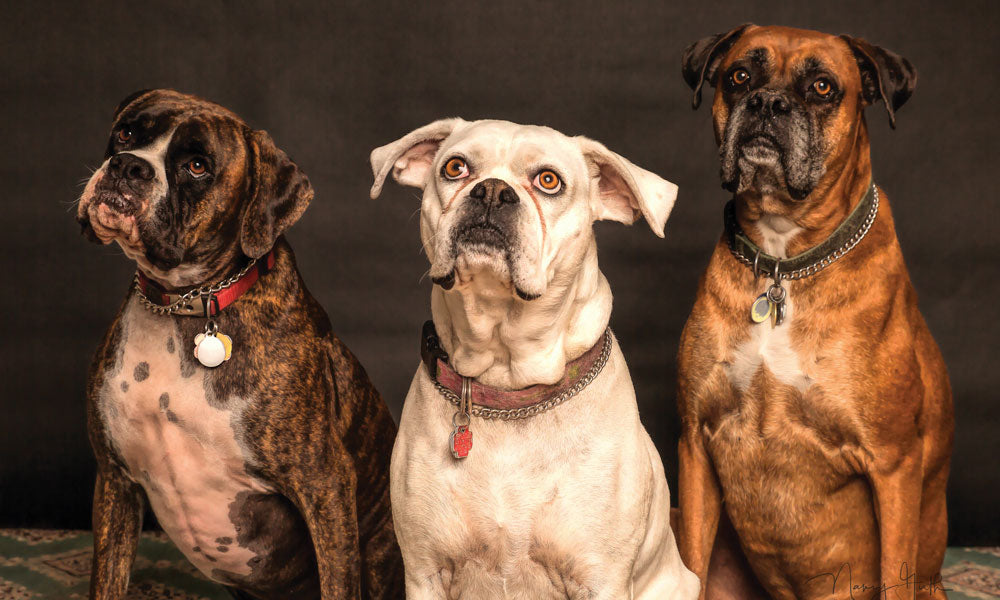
734, 120, 874, 258
133, 244, 246, 293
431, 239, 611, 390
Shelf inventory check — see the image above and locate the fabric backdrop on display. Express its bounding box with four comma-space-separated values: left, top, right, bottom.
1, 0, 997, 545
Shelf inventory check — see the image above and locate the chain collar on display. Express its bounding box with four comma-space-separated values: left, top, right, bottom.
429, 328, 613, 421
133, 249, 275, 317
725, 181, 879, 281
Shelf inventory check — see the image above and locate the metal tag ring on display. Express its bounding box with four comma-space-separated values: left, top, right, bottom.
452, 411, 471, 428
767, 284, 786, 303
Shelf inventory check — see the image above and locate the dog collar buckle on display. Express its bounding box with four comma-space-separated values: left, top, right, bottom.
420, 320, 450, 381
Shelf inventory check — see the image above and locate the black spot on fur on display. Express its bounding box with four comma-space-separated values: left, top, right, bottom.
193, 546, 201, 553
134, 362, 149, 381
216, 537, 233, 544
121, 381, 129, 392
167, 337, 175, 353
218, 545, 229, 552
166, 410, 180, 423
159, 393, 170, 410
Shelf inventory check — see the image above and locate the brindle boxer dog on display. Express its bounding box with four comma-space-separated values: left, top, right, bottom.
676, 26, 954, 599
76, 89, 403, 599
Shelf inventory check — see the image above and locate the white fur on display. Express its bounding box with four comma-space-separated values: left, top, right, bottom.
371, 120, 697, 598
99, 297, 272, 581
372, 119, 677, 390
726, 217, 810, 392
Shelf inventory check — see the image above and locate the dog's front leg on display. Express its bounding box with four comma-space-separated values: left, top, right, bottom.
678, 426, 720, 600
292, 466, 363, 599
868, 450, 925, 597
89, 466, 143, 599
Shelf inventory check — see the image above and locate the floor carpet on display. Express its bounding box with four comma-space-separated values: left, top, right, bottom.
0, 529, 997, 598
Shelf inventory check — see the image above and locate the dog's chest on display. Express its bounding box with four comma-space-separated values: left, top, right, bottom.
98, 300, 272, 580
707, 290, 869, 518
394, 358, 653, 596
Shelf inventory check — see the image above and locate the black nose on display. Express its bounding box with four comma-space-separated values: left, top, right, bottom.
746, 89, 791, 116
108, 153, 155, 181
469, 178, 519, 209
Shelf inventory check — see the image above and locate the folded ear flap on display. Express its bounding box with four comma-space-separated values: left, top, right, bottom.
682, 24, 753, 109
577, 137, 678, 238
369, 118, 466, 199
840, 35, 917, 129
240, 129, 314, 258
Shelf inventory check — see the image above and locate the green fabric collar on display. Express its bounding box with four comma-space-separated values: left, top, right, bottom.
723, 180, 878, 281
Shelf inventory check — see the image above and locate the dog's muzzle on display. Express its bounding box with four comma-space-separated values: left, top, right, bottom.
722, 88, 820, 199
97, 153, 157, 214
454, 178, 520, 250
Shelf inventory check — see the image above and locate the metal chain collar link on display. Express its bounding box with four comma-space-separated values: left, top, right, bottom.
728, 185, 880, 281
431, 328, 613, 421
134, 257, 259, 315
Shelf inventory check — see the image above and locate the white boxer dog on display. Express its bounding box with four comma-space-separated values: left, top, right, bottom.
370, 119, 699, 599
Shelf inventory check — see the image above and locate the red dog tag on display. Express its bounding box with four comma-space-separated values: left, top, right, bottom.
450, 425, 472, 458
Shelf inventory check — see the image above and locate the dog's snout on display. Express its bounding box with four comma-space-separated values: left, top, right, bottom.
470, 178, 519, 208
747, 89, 791, 116
108, 153, 155, 182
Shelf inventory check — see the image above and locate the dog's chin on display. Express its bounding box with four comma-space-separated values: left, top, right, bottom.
80, 194, 144, 249
722, 137, 813, 201
430, 242, 543, 301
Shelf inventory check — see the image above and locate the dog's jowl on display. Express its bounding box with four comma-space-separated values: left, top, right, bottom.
77, 89, 403, 599
371, 119, 700, 599
676, 26, 953, 599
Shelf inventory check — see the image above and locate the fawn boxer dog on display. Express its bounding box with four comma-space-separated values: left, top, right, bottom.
369, 119, 700, 599
676, 25, 954, 599
76, 89, 403, 599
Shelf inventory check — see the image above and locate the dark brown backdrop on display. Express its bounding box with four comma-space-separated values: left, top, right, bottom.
2, 0, 997, 544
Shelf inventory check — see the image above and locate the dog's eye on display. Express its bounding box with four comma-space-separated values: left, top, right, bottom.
731, 69, 750, 86
186, 158, 209, 178
533, 170, 562, 194
117, 127, 132, 143
812, 79, 833, 97
442, 157, 469, 180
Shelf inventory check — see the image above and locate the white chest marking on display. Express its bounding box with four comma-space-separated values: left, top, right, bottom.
100, 300, 270, 580
724, 216, 811, 393
725, 297, 810, 393
756, 214, 802, 258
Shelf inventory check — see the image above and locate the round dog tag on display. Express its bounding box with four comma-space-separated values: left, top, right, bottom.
750, 293, 772, 323
193, 324, 233, 368
195, 335, 226, 367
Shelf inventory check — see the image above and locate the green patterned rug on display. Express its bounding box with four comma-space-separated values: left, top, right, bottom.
0, 529, 997, 598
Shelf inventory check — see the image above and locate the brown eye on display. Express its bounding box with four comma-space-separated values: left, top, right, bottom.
731, 69, 750, 86
813, 79, 833, 96
533, 170, 562, 194
442, 157, 469, 180
117, 127, 132, 143
186, 158, 208, 177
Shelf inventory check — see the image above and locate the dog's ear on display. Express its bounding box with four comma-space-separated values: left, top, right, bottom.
682, 24, 753, 109
369, 118, 466, 199
577, 137, 677, 238
240, 129, 314, 258
113, 89, 153, 119
840, 35, 917, 129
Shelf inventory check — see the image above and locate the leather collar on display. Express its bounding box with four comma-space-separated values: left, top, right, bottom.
724, 181, 878, 281
420, 320, 611, 416
135, 249, 276, 317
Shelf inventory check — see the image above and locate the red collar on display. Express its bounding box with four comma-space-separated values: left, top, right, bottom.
421, 320, 611, 411
135, 249, 276, 317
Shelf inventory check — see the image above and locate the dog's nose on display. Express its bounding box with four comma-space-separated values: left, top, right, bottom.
108, 153, 155, 182
746, 89, 791, 116
469, 178, 519, 208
